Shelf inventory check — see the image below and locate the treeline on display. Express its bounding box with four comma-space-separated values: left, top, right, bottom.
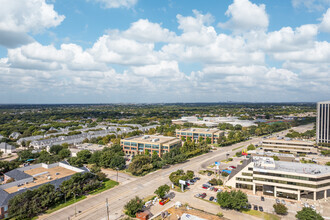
8, 172, 103, 219
286, 129, 316, 139
128, 140, 210, 176
68, 144, 126, 169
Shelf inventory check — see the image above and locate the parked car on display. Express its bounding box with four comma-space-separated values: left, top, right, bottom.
209, 196, 214, 201
259, 206, 263, 212
159, 198, 170, 205
208, 186, 214, 191
247, 204, 251, 209
303, 203, 310, 208
281, 199, 286, 205
202, 184, 210, 189
253, 205, 258, 210
194, 177, 200, 180
276, 198, 280, 204
217, 188, 222, 193
194, 194, 200, 198
200, 193, 207, 199
213, 187, 218, 192
229, 166, 236, 169
311, 205, 316, 210
214, 198, 217, 203
207, 172, 212, 176
261, 196, 265, 201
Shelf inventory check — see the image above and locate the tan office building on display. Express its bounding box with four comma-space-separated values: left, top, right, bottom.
121, 135, 181, 157
176, 128, 224, 144
261, 138, 317, 155
226, 157, 330, 201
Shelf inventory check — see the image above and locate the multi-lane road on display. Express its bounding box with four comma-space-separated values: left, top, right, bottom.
41, 123, 314, 220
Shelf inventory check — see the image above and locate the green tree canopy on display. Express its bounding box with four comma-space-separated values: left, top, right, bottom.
154, 184, 170, 198
296, 208, 324, 220
273, 203, 288, 215
124, 196, 144, 217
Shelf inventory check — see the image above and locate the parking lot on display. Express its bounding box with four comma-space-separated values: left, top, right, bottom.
182, 169, 330, 220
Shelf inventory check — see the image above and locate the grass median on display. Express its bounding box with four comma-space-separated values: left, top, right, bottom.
45, 179, 118, 214
242, 209, 280, 220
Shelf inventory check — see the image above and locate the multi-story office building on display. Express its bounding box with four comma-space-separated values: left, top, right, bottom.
317, 101, 330, 145
176, 128, 224, 144
226, 157, 330, 201
121, 135, 181, 157
261, 138, 317, 155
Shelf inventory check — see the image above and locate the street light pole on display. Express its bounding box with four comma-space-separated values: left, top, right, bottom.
106, 198, 110, 220
115, 167, 119, 182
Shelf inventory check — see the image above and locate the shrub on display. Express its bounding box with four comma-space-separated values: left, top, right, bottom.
273, 203, 288, 215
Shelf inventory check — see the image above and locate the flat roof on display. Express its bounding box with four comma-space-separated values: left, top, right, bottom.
249, 150, 295, 158
122, 135, 180, 145
253, 156, 330, 175
263, 137, 314, 145
4, 166, 77, 194
177, 128, 220, 133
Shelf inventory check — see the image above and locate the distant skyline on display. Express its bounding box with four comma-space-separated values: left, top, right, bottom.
0, 0, 330, 104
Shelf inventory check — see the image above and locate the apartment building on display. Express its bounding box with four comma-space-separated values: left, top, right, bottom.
0, 162, 86, 219
317, 101, 330, 145
121, 135, 181, 157
176, 128, 224, 144
226, 157, 330, 201
261, 138, 317, 155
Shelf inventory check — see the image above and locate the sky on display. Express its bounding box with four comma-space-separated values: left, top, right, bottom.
0, 0, 330, 104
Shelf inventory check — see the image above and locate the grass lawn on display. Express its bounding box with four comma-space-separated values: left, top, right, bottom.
232, 145, 245, 151
243, 209, 280, 220
46, 195, 87, 214
45, 179, 118, 214
89, 179, 119, 195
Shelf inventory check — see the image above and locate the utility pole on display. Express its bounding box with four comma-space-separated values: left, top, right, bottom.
106, 198, 110, 220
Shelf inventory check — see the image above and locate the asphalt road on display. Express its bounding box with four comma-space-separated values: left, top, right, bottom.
41, 123, 314, 220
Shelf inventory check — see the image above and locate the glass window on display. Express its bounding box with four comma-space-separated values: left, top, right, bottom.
124, 142, 131, 146
145, 144, 151, 148
152, 144, 159, 149
131, 142, 137, 146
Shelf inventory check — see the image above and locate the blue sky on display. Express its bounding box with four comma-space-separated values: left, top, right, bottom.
0, 0, 329, 103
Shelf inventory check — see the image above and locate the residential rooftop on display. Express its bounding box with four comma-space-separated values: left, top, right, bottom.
253, 156, 330, 175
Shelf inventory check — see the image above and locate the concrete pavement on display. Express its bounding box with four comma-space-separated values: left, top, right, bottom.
40, 123, 314, 220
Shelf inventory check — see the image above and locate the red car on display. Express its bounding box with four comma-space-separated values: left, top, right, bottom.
229, 166, 236, 169
200, 193, 207, 198
159, 198, 170, 205
202, 186, 208, 189
213, 187, 218, 192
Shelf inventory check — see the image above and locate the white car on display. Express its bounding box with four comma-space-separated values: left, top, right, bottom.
217, 189, 222, 193
304, 203, 309, 208
310, 205, 316, 210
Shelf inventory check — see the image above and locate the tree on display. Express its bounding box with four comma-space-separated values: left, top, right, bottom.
49, 145, 64, 154
206, 137, 211, 144
272, 156, 280, 161
58, 148, 71, 159
154, 184, 170, 198
186, 170, 194, 179
77, 150, 92, 164
124, 196, 144, 217
222, 172, 229, 177
247, 144, 255, 151
273, 203, 288, 215
0, 151, 3, 158
296, 208, 324, 220
326, 161, 330, 166
217, 190, 248, 211
209, 178, 223, 186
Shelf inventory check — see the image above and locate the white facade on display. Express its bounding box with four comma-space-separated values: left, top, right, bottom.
226, 157, 330, 201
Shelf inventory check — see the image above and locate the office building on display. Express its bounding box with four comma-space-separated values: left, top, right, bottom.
121, 135, 181, 157
317, 101, 330, 145
0, 162, 86, 219
261, 138, 317, 155
176, 128, 224, 144
226, 157, 330, 201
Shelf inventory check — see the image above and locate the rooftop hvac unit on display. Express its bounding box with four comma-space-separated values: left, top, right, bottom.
142, 136, 150, 139
151, 138, 159, 142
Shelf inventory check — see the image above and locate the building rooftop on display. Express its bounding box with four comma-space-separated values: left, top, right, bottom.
253, 156, 330, 175
123, 135, 180, 145
177, 128, 220, 133
5, 169, 32, 181
3, 166, 77, 194
263, 137, 314, 145
318, 101, 330, 104
249, 150, 295, 158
